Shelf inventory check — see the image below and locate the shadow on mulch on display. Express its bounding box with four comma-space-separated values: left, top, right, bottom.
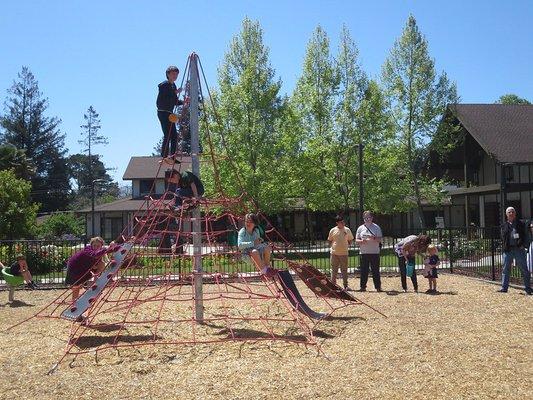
86, 323, 125, 332
385, 290, 405, 296
312, 329, 335, 339
324, 315, 365, 322
426, 291, 458, 296
74, 334, 163, 349
215, 327, 309, 342
0, 300, 34, 308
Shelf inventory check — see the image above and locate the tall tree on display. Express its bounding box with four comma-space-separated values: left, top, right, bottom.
382, 15, 458, 227
73, 106, 118, 208
333, 25, 368, 215
496, 94, 531, 105
292, 25, 340, 211
0, 67, 71, 211
209, 17, 285, 212
0, 169, 38, 239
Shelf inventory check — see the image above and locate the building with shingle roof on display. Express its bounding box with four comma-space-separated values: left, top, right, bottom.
428, 104, 533, 227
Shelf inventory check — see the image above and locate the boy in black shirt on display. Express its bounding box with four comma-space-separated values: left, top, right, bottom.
166, 169, 205, 210
157, 65, 183, 158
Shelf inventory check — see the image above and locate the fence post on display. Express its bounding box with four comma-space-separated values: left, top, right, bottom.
448, 228, 453, 273
490, 235, 496, 281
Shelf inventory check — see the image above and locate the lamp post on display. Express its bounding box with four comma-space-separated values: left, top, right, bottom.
91, 178, 105, 236
357, 142, 364, 226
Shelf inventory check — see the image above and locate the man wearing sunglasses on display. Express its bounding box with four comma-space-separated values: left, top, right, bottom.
499, 207, 531, 295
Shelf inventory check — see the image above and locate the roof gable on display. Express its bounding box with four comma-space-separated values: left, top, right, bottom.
451, 104, 533, 163
122, 156, 192, 180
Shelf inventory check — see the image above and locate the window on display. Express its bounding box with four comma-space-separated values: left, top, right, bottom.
504, 165, 515, 182
139, 179, 155, 197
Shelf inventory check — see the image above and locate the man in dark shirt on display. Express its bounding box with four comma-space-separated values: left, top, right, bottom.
499, 207, 531, 294
157, 65, 183, 158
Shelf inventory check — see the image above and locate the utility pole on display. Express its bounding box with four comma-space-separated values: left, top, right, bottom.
189, 53, 204, 322
91, 179, 105, 236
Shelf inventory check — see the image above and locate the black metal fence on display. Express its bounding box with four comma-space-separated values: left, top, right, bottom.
0, 227, 529, 289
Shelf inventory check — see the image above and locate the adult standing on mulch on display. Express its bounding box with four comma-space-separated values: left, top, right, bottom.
499, 207, 531, 295
355, 211, 383, 292
394, 234, 432, 292
328, 215, 354, 291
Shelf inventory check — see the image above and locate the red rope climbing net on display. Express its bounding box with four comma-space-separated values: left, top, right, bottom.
8, 53, 384, 372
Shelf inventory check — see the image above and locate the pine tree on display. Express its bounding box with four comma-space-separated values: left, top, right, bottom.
0, 67, 71, 211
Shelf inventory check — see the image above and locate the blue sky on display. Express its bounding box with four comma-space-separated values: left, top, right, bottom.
1, 0, 532, 184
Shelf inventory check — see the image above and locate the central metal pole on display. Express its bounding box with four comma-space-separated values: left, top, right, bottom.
358, 142, 364, 225
189, 53, 203, 321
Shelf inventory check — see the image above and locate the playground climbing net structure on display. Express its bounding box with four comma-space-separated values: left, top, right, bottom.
8, 53, 384, 372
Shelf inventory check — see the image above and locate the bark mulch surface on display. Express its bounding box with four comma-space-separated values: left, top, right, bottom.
0, 274, 531, 400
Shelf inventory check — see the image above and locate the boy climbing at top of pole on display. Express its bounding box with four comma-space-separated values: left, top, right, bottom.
156, 65, 184, 159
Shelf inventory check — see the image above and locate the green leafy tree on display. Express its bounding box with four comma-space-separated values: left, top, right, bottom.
496, 94, 531, 105
0, 143, 35, 180
0, 169, 38, 239
332, 25, 368, 215
0, 67, 71, 211
291, 25, 340, 211
356, 81, 407, 214
382, 15, 458, 227
37, 212, 84, 239
208, 17, 285, 212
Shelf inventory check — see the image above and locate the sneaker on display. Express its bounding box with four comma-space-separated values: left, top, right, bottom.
376, 288, 383, 292
425, 289, 433, 294
357, 288, 366, 292
525, 290, 532, 296
30, 281, 39, 290
344, 286, 354, 292
497, 289, 508, 293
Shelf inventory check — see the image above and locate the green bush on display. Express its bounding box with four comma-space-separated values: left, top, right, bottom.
38, 213, 84, 239
24, 248, 68, 274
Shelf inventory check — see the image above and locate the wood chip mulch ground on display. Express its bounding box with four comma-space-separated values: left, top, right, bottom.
0, 273, 531, 400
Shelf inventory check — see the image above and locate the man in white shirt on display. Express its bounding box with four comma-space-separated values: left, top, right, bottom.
355, 211, 383, 292
328, 215, 354, 290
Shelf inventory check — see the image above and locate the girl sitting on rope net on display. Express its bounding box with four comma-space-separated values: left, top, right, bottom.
238, 213, 277, 278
